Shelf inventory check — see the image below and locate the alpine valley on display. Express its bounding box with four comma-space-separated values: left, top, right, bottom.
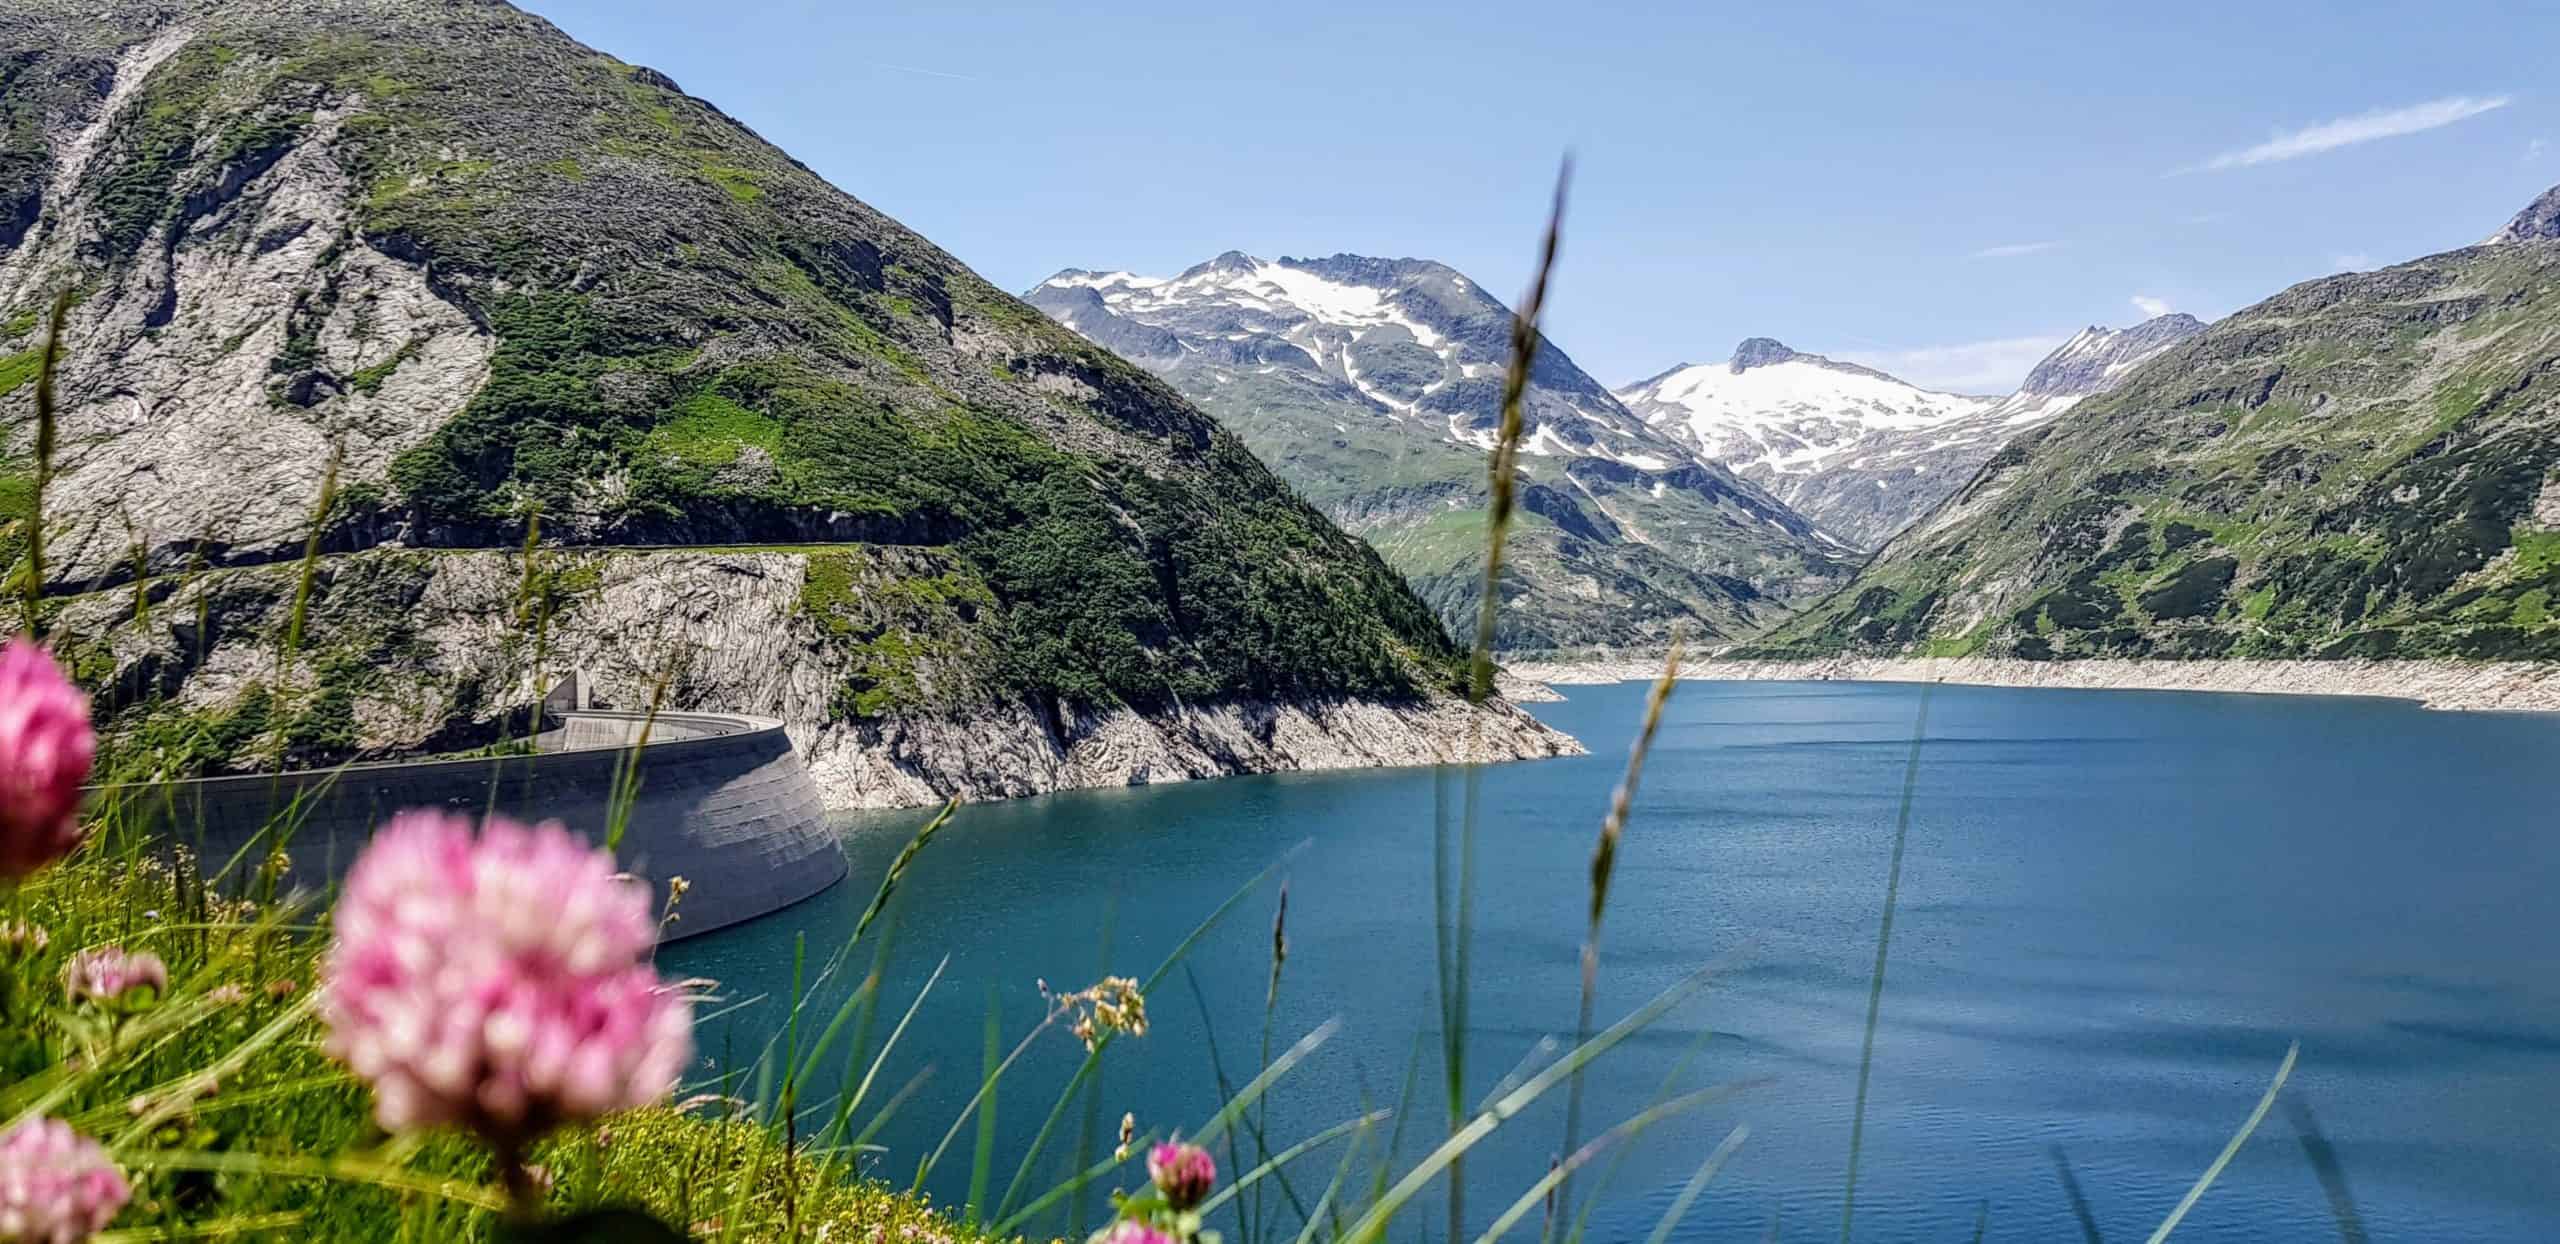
1029, 256, 2207, 645
1749, 187, 2560, 666
0, 0, 1577, 808
1025, 256, 1853, 651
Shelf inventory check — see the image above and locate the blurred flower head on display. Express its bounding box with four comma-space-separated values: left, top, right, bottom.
62, 947, 166, 1012
0, 1116, 129, 1242
1089, 1221, 1175, 1244
321, 810, 691, 1144
0, 638, 95, 881
0, 920, 47, 960
1148, 1141, 1216, 1210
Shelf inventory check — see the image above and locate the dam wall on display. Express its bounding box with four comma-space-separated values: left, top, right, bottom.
105, 710, 845, 941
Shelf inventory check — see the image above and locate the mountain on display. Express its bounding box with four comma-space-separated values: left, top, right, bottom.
1614, 319, 2204, 550
1026, 256, 1852, 652
1979, 314, 2209, 425
0, 0, 1572, 806
1613, 340, 1991, 548
2486, 184, 2560, 244
1747, 188, 2560, 663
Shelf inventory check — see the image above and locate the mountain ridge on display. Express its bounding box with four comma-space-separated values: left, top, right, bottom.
1026, 252, 1854, 652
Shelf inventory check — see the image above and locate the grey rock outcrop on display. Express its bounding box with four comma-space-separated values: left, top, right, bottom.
2486, 183, 2560, 244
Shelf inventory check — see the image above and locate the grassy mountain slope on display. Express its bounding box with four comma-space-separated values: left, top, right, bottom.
0, 0, 1568, 789
1747, 228, 2560, 662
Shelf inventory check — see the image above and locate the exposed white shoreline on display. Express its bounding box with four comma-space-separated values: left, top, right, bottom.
1500, 656, 2560, 713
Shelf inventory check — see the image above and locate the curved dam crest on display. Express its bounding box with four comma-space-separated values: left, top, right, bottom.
105, 710, 846, 941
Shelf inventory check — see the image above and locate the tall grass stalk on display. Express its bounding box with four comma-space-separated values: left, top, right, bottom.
991, 846, 1303, 1225
1437, 156, 1571, 1244
276, 444, 340, 687
1555, 630, 1682, 1227
17, 289, 69, 638
1839, 682, 1934, 1243
1466, 158, 1570, 702
1255, 880, 1292, 1244
1069, 898, 1118, 1238
965, 986, 1003, 1226
602, 667, 671, 852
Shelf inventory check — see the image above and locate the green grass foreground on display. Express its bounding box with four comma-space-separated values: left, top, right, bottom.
0, 846, 1027, 1244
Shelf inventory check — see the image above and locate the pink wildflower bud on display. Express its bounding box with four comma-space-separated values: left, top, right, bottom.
321, 810, 692, 1144
0, 1116, 130, 1242
0, 639, 95, 881
61, 948, 167, 1011
1148, 1141, 1216, 1210
1089, 1221, 1176, 1244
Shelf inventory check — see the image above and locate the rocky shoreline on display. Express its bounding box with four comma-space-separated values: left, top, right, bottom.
1503, 655, 2560, 713
801, 693, 1582, 810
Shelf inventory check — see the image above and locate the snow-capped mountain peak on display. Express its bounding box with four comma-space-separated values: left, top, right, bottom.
1616, 339, 1991, 477
1982, 312, 2206, 425
1026, 253, 1716, 470
1022, 253, 1853, 649
1614, 316, 2205, 550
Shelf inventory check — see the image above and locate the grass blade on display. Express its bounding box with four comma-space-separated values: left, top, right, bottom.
1839, 682, 1933, 1244
1341, 949, 1740, 1244
967, 986, 1003, 1225
1197, 1110, 1393, 1218
1558, 632, 1682, 1225
1476, 1083, 1754, 1244
1192, 1018, 1341, 1149
1640, 1124, 1750, 1244
993, 844, 1304, 1221
2142, 1040, 2298, 1243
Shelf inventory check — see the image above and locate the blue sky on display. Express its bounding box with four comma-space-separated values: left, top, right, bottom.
520, 0, 2555, 393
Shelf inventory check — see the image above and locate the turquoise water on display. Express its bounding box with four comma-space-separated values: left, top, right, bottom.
666, 681, 2560, 1241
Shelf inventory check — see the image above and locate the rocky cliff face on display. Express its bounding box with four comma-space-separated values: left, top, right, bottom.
1748, 189, 2560, 664
1026, 257, 1852, 653
2486, 185, 2560, 244
53, 549, 1575, 808
2, 0, 1577, 802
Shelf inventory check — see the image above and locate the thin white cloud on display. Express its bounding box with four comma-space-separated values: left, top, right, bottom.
1839, 335, 2070, 394
2186, 95, 2511, 172
2527, 138, 2548, 164
2131, 295, 2174, 318
2331, 253, 2376, 272
1968, 240, 2064, 260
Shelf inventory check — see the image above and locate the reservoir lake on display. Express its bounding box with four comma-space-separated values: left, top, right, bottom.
667, 680, 2560, 1242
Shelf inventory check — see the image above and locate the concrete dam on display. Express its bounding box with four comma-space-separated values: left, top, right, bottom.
106, 708, 846, 941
